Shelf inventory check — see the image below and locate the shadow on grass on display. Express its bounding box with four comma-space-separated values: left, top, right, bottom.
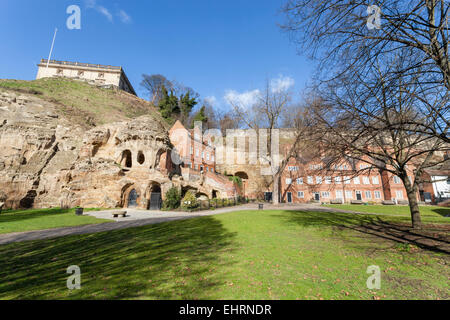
431, 208, 450, 218
277, 211, 450, 255
0, 208, 75, 223
0, 216, 237, 300
0, 208, 102, 224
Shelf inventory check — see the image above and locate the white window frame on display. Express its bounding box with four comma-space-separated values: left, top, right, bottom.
372, 176, 379, 184
297, 191, 304, 199
297, 178, 303, 185
286, 178, 292, 185
363, 176, 370, 185
374, 191, 381, 199
354, 177, 360, 185
335, 176, 342, 184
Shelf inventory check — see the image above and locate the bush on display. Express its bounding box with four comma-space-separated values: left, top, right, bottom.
163, 187, 181, 210
181, 191, 199, 210
228, 176, 243, 186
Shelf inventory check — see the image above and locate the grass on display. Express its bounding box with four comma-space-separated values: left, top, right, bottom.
0, 78, 168, 128
0, 210, 448, 300
324, 204, 450, 223
0, 208, 112, 234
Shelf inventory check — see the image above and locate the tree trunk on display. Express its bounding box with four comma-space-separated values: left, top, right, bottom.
407, 190, 422, 229
403, 177, 422, 229
273, 174, 280, 205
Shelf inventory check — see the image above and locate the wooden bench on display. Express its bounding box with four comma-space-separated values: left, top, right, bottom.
112, 211, 127, 218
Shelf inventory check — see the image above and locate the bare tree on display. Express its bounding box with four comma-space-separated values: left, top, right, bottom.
216, 110, 241, 136
140, 74, 173, 104
281, 0, 450, 142
227, 80, 310, 204
308, 57, 449, 229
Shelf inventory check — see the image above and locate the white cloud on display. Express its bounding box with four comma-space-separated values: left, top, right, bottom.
224, 89, 261, 110
118, 10, 132, 24
97, 6, 113, 22
85, 0, 96, 9
270, 75, 295, 93
85, 1, 133, 24
204, 96, 218, 106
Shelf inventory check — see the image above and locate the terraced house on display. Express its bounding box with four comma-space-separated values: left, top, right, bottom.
279, 156, 420, 204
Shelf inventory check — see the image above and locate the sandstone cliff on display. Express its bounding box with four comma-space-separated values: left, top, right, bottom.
0, 79, 237, 210
0, 80, 172, 209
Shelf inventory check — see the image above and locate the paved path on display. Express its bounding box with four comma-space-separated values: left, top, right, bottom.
0, 203, 388, 246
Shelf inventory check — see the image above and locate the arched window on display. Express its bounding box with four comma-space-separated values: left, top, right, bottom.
121, 150, 132, 168
137, 151, 145, 165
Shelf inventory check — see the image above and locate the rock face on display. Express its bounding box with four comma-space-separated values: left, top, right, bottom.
0, 88, 235, 210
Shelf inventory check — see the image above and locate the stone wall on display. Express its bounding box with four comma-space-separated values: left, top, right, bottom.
0, 88, 235, 210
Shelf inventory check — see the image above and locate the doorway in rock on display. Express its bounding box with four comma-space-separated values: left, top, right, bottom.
128, 189, 138, 208
148, 183, 162, 210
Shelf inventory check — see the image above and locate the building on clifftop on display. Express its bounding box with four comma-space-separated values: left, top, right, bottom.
36, 59, 136, 95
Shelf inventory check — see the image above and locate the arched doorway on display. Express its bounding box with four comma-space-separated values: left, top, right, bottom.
120, 150, 132, 169
196, 192, 209, 201
235, 172, 249, 180
154, 149, 166, 171
148, 183, 162, 210
235, 171, 249, 197
128, 189, 138, 208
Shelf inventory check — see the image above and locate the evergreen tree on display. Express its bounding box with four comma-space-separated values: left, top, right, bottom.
158, 86, 179, 121
191, 106, 208, 128
179, 92, 198, 125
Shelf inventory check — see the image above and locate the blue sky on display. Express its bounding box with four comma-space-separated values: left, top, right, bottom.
0, 0, 315, 111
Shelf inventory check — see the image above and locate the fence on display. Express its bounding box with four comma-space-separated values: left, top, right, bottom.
40, 59, 122, 71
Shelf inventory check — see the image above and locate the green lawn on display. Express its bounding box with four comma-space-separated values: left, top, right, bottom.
0, 208, 112, 234
324, 205, 450, 223
0, 210, 448, 300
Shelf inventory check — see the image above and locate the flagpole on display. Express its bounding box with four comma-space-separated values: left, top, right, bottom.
46, 28, 58, 69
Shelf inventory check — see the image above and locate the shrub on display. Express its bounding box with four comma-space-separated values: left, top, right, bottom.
228, 176, 243, 186
181, 191, 199, 210
163, 187, 181, 209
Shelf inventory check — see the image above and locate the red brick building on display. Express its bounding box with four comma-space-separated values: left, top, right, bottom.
169, 120, 216, 174
279, 156, 419, 204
